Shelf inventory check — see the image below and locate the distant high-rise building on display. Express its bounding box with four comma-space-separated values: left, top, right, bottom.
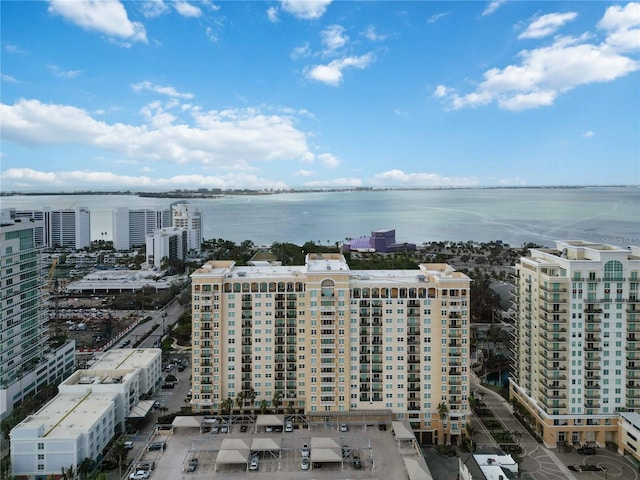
510, 240, 640, 448
0, 210, 75, 422
145, 227, 188, 269
190, 253, 471, 445
12, 207, 91, 249
112, 207, 171, 251
171, 201, 202, 253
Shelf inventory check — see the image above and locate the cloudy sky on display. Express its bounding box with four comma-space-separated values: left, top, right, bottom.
1, 0, 639, 190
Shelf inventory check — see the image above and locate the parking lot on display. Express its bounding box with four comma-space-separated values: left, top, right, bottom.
124, 421, 412, 480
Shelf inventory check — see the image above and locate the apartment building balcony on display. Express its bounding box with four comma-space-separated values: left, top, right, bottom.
450, 359, 462, 367
287, 336, 296, 344
628, 391, 640, 399
408, 384, 421, 392
287, 363, 297, 371
408, 355, 420, 363
408, 365, 421, 373
449, 368, 461, 376
408, 403, 421, 411
201, 378, 212, 385
627, 306, 639, 313
541, 370, 566, 381
360, 394, 370, 402
540, 333, 567, 343
585, 353, 602, 362
275, 365, 285, 372
584, 344, 602, 352
407, 319, 420, 327
541, 378, 564, 390
242, 346, 252, 354
242, 373, 252, 383
450, 377, 462, 386
540, 398, 567, 409
540, 305, 568, 314
408, 326, 420, 335
408, 374, 420, 383
628, 370, 640, 378
585, 400, 601, 409
585, 362, 601, 371
449, 329, 462, 338
275, 374, 285, 381
585, 391, 601, 400
449, 387, 461, 394
540, 285, 568, 293
540, 351, 567, 363
449, 321, 461, 328
585, 372, 601, 381
628, 343, 640, 352
242, 365, 252, 372
449, 348, 462, 356
627, 382, 640, 389
542, 316, 567, 324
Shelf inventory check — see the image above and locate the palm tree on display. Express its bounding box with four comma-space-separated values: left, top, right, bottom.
78, 457, 93, 480
246, 387, 257, 411
111, 440, 128, 478
272, 391, 282, 413
260, 400, 268, 415
221, 396, 233, 415
61, 465, 77, 480
235, 392, 244, 412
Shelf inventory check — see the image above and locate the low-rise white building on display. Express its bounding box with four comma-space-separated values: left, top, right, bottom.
618, 412, 640, 462
10, 349, 162, 479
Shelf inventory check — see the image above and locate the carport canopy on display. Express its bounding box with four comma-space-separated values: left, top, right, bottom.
215, 438, 251, 471
255, 414, 285, 426
310, 437, 341, 449
250, 437, 282, 451
403, 457, 434, 480
310, 448, 342, 462
127, 400, 155, 419
391, 421, 416, 442
172, 416, 204, 429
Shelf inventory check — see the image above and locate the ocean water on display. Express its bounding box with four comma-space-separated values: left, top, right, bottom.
1, 187, 638, 248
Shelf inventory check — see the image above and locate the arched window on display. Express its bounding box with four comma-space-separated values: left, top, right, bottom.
604, 260, 623, 281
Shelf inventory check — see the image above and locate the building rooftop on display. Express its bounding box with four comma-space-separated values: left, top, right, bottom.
67, 270, 181, 292
91, 348, 161, 371
17, 392, 116, 439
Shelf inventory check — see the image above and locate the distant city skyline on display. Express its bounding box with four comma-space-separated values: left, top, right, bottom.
1, 1, 639, 190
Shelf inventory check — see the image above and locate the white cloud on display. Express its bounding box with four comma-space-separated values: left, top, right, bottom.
435, 12, 640, 112
294, 169, 314, 176
519, 12, 578, 39
303, 177, 362, 187
318, 153, 340, 169
132, 81, 194, 99
428, 12, 449, 24
1, 99, 321, 169
47, 65, 82, 78
598, 2, 640, 52
321, 25, 349, 54
433, 85, 451, 98
4, 43, 26, 54
305, 53, 375, 86
583, 130, 594, 138
394, 109, 408, 117
2, 74, 18, 83
1, 168, 289, 190
482, 0, 506, 17
361, 25, 388, 41
267, 6, 279, 23
173, 1, 202, 18
140, 0, 169, 18
372, 169, 479, 187
498, 177, 526, 186
279, 0, 332, 20
290, 42, 311, 60
48, 0, 147, 44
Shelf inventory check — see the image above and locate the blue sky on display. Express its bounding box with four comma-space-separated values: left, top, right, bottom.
1, 0, 639, 190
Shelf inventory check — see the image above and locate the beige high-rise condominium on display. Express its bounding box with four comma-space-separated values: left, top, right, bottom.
511, 241, 640, 450
191, 253, 470, 445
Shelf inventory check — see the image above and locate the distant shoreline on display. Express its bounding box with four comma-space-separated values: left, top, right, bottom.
0, 185, 631, 199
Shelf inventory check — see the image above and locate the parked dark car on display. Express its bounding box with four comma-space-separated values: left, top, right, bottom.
378, 423, 387, 431
577, 446, 596, 455
161, 383, 175, 389
353, 455, 362, 469
240, 425, 248, 432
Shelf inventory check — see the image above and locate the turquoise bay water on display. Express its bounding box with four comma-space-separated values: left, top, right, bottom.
2, 187, 638, 248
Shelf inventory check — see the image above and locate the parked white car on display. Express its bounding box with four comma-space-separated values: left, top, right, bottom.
129, 471, 150, 480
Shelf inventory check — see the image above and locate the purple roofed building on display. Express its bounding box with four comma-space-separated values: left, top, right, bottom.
342, 229, 416, 254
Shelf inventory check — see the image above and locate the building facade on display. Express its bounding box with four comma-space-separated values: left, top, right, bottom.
171, 201, 202, 253
10, 208, 91, 250
10, 348, 162, 479
0, 211, 75, 422
190, 253, 471, 445
112, 207, 171, 251
145, 227, 188, 270
510, 240, 640, 449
